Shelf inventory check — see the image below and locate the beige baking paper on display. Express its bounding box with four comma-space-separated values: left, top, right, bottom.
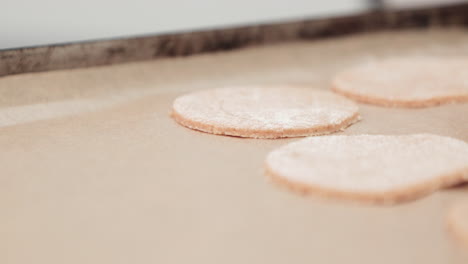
1, 29, 468, 264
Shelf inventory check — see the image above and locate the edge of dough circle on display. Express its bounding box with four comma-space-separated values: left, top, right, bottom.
264, 134, 468, 205
332, 57, 468, 108
171, 86, 360, 138
447, 202, 468, 250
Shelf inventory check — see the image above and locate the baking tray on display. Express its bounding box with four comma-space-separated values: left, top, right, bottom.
1, 4, 468, 264
2, 3, 468, 77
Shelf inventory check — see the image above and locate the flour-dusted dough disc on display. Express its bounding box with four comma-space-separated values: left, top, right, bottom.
265, 134, 468, 204
332, 57, 468, 107
171, 86, 360, 138
447, 201, 468, 250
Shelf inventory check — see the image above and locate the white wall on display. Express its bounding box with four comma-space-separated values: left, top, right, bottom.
1, 0, 368, 50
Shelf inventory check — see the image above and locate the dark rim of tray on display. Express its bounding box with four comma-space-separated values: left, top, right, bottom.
1, 2, 468, 77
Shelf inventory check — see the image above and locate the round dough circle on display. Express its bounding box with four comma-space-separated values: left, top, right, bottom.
448, 202, 468, 250
172, 86, 360, 138
265, 134, 468, 204
332, 57, 468, 107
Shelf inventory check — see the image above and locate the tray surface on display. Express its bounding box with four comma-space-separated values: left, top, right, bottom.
1, 29, 468, 264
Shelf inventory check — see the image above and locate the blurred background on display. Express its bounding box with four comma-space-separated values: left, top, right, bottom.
1, 0, 465, 50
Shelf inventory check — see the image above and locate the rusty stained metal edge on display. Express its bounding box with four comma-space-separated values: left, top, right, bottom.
1, 3, 468, 77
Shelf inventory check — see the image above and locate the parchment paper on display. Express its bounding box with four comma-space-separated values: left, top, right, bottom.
1, 29, 468, 264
